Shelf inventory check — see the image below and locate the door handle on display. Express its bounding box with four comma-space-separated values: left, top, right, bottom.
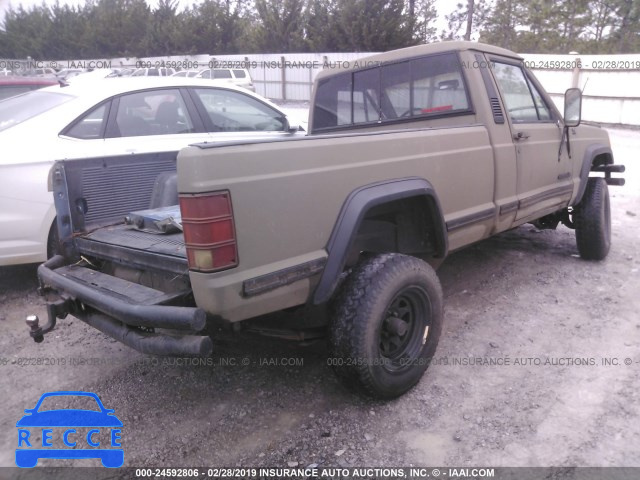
513, 131, 530, 141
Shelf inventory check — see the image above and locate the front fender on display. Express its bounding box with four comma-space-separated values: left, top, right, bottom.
573, 144, 613, 206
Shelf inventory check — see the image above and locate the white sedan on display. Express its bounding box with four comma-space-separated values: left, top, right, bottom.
0, 77, 303, 266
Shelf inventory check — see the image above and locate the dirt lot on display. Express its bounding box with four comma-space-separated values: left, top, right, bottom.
1, 129, 639, 474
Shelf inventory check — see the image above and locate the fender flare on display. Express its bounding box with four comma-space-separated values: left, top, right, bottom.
313, 177, 447, 304
573, 144, 613, 206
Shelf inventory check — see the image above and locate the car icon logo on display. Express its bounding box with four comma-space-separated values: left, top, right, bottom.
16, 391, 123, 468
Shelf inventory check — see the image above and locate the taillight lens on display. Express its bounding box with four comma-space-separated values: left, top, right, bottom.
179, 191, 238, 272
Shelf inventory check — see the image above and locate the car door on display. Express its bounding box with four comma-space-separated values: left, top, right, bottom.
188, 87, 299, 142
490, 58, 573, 222
100, 87, 210, 156
59, 87, 210, 158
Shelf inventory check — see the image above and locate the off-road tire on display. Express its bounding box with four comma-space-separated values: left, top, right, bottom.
575, 177, 611, 260
329, 253, 443, 399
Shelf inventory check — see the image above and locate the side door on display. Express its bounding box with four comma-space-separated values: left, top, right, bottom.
101, 87, 210, 155
489, 58, 573, 222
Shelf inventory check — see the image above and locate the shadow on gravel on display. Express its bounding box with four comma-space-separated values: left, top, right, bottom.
0, 263, 39, 293
437, 224, 577, 296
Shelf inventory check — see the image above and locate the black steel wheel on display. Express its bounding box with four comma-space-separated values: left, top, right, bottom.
330, 253, 443, 399
379, 287, 430, 371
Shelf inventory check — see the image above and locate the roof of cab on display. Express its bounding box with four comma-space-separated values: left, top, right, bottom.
315, 41, 522, 81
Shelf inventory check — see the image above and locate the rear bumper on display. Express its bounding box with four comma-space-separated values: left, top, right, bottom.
36, 256, 212, 356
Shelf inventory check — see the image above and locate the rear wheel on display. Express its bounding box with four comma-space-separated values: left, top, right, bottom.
575, 178, 611, 260
329, 253, 443, 399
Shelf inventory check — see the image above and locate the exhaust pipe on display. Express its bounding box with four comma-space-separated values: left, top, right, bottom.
77, 310, 213, 356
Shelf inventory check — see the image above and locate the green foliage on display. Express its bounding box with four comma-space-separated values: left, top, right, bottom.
412, 0, 438, 43
178, 0, 250, 55
2, 4, 54, 58
607, 0, 640, 53
329, 0, 418, 51
441, 0, 490, 41
143, 0, 182, 57
305, 0, 339, 51
86, 0, 151, 57
446, 0, 640, 53
252, 0, 306, 53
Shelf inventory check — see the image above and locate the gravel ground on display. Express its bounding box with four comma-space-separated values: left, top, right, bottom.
1, 129, 639, 475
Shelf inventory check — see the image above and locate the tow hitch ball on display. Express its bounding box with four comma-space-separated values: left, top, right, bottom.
26, 298, 70, 343
26, 315, 46, 343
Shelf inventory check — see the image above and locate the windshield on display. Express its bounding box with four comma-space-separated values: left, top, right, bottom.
0, 91, 74, 132
35, 394, 102, 413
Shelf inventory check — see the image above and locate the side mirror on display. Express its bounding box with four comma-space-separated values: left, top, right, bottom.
285, 117, 301, 133
564, 88, 582, 127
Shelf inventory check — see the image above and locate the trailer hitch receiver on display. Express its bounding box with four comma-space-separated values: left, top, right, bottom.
26, 298, 71, 343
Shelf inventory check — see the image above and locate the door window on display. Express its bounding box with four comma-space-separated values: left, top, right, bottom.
213, 69, 233, 79
113, 89, 194, 137
492, 62, 551, 122
193, 88, 285, 132
65, 102, 109, 139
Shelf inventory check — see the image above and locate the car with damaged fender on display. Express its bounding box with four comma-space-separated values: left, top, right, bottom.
32, 41, 625, 399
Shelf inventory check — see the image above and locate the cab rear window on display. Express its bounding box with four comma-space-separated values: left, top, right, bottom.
0, 91, 73, 132
312, 52, 471, 132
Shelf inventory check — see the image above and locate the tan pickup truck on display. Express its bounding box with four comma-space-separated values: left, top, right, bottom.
33, 41, 625, 398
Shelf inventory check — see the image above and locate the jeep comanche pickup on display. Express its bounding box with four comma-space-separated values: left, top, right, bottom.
32, 41, 625, 398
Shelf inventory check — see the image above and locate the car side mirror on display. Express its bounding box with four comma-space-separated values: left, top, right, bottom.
564, 88, 582, 127
285, 117, 301, 133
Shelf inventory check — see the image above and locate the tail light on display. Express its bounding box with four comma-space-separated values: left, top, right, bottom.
179, 191, 238, 272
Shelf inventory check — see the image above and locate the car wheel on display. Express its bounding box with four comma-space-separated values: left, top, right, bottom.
575, 177, 611, 260
47, 221, 59, 259
329, 253, 443, 399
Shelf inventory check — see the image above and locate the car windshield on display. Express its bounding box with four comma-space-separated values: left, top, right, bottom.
36, 394, 102, 412
0, 91, 73, 132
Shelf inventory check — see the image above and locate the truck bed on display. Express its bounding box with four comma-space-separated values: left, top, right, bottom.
52, 151, 188, 275
76, 224, 188, 276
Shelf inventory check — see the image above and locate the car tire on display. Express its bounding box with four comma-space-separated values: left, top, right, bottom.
329, 253, 443, 399
47, 221, 59, 259
575, 177, 611, 260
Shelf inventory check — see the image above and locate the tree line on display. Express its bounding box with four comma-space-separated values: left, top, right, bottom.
0, 0, 638, 60
448, 0, 640, 54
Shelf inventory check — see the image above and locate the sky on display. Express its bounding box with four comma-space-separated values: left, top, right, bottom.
0, 0, 458, 39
